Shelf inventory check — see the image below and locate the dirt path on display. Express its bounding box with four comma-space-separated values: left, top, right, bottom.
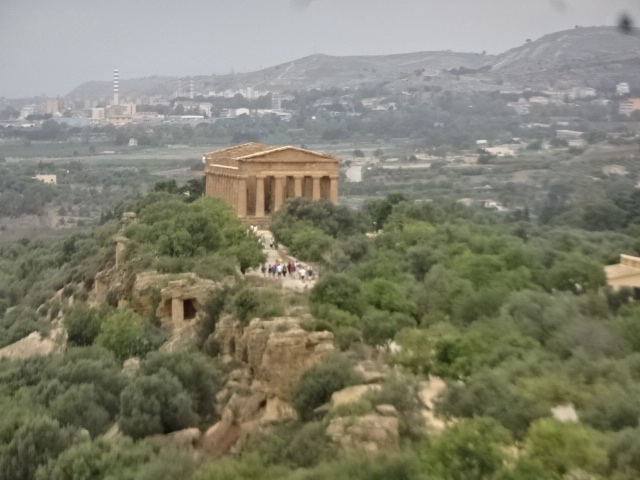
246, 230, 318, 291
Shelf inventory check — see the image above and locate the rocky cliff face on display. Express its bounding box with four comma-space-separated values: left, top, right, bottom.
326, 405, 400, 453
201, 316, 334, 454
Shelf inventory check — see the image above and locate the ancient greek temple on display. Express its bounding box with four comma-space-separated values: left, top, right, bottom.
203, 143, 340, 222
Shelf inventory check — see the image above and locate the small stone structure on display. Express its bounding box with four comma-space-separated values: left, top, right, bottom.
203, 142, 340, 224
605, 254, 640, 294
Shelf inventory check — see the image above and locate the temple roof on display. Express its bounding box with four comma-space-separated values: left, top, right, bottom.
605, 263, 640, 280
204, 142, 339, 162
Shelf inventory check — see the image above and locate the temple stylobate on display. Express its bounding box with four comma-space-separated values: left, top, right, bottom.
203, 143, 340, 223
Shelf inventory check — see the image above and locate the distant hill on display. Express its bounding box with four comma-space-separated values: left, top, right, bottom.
66, 26, 640, 99
66, 51, 491, 100
488, 26, 640, 91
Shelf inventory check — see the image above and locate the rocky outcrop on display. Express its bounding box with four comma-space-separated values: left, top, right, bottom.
326, 404, 400, 453
330, 384, 381, 408
0, 328, 66, 360
418, 376, 447, 434
202, 316, 334, 454
214, 316, 334, 399
152, 428, 202, 451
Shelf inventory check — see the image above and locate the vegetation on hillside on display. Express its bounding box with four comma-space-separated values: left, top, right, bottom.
0, 186, 639, 478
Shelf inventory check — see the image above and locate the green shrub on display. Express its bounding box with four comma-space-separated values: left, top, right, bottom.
333, 326, 362, 351
291, 354, 363, 421
140, 351, 224, 425
39, 437, 195, 480
119, 370, 197, 439
199, 288, 231, 344
96, 308, 164, 361
523, 418, 607, 476
64, 303, 113, 347
310, 273, 367, 317
230, 287, 285, 324
361, 310, 416, 347
438, 372, 549, 439
285, 422, 330, 468
0, 415, 80, 480
231, 288, 260, 324
583, 385, 640, 432
424, 417, 512, 480
49, 384, 111, 437
0, 306, 47, 348
192, 254, 239, 281
254, 289, 285, 319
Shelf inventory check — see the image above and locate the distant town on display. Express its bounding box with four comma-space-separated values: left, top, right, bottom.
4, 65, 640, 135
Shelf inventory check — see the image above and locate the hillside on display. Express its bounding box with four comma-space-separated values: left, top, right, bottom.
66, 51, 492, 99
66, 26, 640, 99
488, 26, 640, 90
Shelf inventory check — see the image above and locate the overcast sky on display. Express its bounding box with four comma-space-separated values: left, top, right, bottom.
0, 0, 637, 98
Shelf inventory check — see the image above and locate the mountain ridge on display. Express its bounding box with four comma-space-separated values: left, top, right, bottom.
66, 26, 639, 99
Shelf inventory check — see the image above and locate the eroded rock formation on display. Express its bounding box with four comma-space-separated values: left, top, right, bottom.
326, 405, 400, 453
201, 315, 334, 454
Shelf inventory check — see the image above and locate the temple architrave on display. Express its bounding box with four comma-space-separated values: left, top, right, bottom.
605, 254, 640, 297
203, 143, 340, 223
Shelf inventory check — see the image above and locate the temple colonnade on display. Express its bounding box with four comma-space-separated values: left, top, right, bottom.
206, 172, 339, 218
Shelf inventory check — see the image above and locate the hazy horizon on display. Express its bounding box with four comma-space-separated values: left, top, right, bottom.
0, 0, 637, 99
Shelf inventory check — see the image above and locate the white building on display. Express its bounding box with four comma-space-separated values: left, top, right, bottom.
617, 83, 630, 95
33, 175, 57, 185
485, 146, 515, 157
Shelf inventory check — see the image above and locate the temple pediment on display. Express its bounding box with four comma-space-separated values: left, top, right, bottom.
238, 146, 339, 163
203, 143, 340, 221
204, 143, 339, 164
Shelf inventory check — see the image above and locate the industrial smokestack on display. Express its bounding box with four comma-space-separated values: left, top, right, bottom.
113, 68, 119, 106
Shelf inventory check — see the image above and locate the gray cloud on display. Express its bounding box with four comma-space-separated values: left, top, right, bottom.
291, 0, 315, 10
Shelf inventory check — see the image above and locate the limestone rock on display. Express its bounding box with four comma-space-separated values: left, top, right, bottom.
326, 413, 399, 453
552, 404, 579, 423
418, 376, 447, 434
214, 316, 334, 399
153, 428, 201, 450
375, 404, 398, 417
330, 384, 381, 408
102, 423, 122, 442
160, 321, 200, 352
354, 361, 387, 384
261, 397, 297, 424
260, 327, 334, 399
0, 328, 66, 360
122, 357, 140, 376
201, 408, 241, 456
204, 316, 334, 455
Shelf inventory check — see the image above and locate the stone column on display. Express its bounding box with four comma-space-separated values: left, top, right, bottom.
227, 176, 233, 208
329, 175, 339, 203
172, 298, 184, 323
312, 175, 321, 200
237, 176, 247, 217
211, 173, 219, 197
274, 176, 284, 211
294, 175, 303, 197
255, 176, 265, 218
